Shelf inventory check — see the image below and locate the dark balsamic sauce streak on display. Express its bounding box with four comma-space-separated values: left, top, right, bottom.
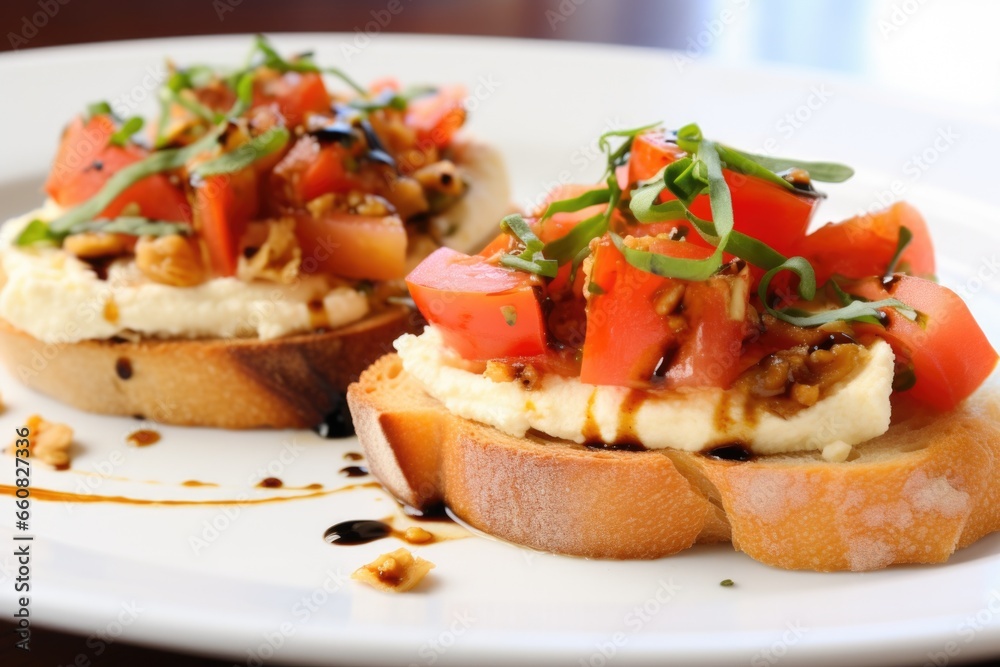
585, 442, 647, 452
115, 357, 133, 380
704, 443, 754, 462
310, 119, 355, 144
339, 466, 369, 478
86, 256, 116, 281
343, 452, 364, 461
314, 392, 355, 439
402, 502, 454, 523
790, 179, 819, 195
257, 477, 283, 489
882, 275, 903, 292
323, 520, 392, 545
668, 226, 689, 241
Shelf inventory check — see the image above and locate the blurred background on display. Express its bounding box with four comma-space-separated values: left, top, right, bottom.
1, 1, 998, 665
2, 0, 1000, 112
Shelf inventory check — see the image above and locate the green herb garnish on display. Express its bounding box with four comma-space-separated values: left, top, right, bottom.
84, 101, 113, 122
885, 225, 913, 277
348, 85, 437, 113
192, 126, 290, 177
498, 213, 558, 278
108, 116, 145, 147
68, 217, 191, 238
17, 127, 221, 246
247, 34, 366, 95
720, 579, 735, 587
756, 257, 914, 327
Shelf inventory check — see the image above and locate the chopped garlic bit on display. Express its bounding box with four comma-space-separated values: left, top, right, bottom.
822, 440, 853, 463
10, 414, 74, 469
352, 547, 435, 593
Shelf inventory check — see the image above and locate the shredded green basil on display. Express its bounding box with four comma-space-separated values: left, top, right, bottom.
247, 34, 367, 95
17, 127, 222, 246
84, 101, 113, 123
498, 213, 559, 277
756, 258, 917, 327
539, 188, 612, 222
193, 126, 289, 177
68, 217, 191, 238
108, 116, 145, 147
348, 85, 437, 113
609, 232, 723, 282
885, 225, 913, 277
721, 149, 854, 183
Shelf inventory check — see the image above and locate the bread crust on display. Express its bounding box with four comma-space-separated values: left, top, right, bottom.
348, 353, 1000, 570
0, 308, 420, 429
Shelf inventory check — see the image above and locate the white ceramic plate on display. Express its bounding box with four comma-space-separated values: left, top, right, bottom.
1, 34, 998, 667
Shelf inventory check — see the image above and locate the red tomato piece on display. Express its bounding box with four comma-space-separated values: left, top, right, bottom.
535, 184, 610, 244
295, 212, 407, 281
666, 267, 751, 388
628, 132, 687, 184
580, 237, 728, 387
406, 85, 466, 148
194, 169, 259, 277
407, 247, 547, 360
626, 131, 819, 258
797, 202, 935, 284
45, 114, 190, 222
271, 136, 357, 207
254, 71, 331, 128
853, 275, 997, 411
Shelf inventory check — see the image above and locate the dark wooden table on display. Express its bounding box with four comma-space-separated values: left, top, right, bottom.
1, 1, 997, 665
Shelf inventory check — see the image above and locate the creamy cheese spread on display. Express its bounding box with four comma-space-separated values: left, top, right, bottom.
395, 326, 895, 455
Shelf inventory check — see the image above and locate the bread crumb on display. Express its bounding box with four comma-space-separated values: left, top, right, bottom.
821, 441, 852, 463
352, 548, 434, 593
10, 415, 73, 469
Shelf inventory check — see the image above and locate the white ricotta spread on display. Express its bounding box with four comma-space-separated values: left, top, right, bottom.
395, 326, 896, 455
0, 208, 369, 343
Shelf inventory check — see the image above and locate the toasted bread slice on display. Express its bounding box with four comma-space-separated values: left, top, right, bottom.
0, 308, 419, 429
348, 353, 1000, 571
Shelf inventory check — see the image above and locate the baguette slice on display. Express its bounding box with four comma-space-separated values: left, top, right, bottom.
348, 353, 1000, 571
0, 308, 419, 429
